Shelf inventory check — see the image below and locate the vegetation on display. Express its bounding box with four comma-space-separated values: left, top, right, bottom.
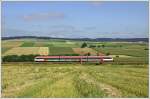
20, 42, 35, 47
1, 38, 149, 98
2, 55, 39, 62
2, 41, 23, 48
89, 45, 96, 48
2, 63, 148, 98
1, 47, 12, 54
3, 47, 41, 56
106, 52, 110, 56
73, 48, 97, 56
38, 47, 49, 55
81, 42, 87, 48
49, 47, 75, 55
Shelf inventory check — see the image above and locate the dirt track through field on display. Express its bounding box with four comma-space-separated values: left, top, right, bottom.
79, 72, 122, 97
74, 66, 122, 97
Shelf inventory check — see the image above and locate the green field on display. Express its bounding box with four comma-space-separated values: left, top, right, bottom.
2, 63, 148, 98
95, 47, 148, 57
1, 38, 149, 98
20, 42, 35, 47
49, 47, 75, 55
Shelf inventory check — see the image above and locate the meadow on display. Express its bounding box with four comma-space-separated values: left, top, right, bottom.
1, 38, 149, 98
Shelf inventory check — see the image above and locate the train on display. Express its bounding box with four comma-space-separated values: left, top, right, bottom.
34, 56, 113, 63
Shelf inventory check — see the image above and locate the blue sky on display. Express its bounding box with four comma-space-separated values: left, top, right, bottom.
2, 1, 149, 38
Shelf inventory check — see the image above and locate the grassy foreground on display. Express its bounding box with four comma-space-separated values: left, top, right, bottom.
2, 63, 148, 98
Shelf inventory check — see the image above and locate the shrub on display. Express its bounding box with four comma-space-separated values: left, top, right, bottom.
89, 45, 96, 48
84, 52, 91, 56
106, 52, 110, 56
144, 48, 148, 50
116, 55, 119, 57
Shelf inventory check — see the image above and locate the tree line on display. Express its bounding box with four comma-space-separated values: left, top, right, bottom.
2, 55, 39, 62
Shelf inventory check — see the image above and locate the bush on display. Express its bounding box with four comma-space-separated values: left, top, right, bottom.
116, 55, 119, 57
144, 48, 148, 50
84, 52, 91, 56
106, 52, 110, 56
89, 45, 96, 48
97, 45, 101, 48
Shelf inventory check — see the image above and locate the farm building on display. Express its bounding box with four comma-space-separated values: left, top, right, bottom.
34, 56, 113, 63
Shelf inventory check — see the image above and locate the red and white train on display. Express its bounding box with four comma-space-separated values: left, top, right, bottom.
34, 56, 113, 63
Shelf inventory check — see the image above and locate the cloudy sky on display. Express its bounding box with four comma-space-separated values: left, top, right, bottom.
2, 1, 149, 38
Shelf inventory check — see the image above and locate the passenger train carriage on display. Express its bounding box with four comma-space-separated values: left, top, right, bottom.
34, 56, 113, 63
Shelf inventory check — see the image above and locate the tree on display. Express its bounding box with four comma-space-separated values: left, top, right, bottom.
81, 42, 87, 48
102, 44, 105, 48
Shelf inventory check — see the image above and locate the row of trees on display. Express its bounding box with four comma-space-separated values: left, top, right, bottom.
81, 42, 123, 48
81, 42, 105, 48
2, 55, 39, 62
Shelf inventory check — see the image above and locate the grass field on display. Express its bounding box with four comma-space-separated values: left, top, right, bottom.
2, 63, 148, 98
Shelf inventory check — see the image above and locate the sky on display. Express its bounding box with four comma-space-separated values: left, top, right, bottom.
2, 1, 149, 38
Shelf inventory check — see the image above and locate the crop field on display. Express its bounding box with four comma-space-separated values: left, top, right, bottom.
2, 39, 149, 64
3, 47, 40, 56
20, 42, 35, 47
34, 42, 51, 47
3, 47, 50, 56
38, 47, 49, 55
49, 47, 75, 55
1, 47, 12, 54
94, 47, 148, 57
2, 63, 148, 98
2, 41, 23, 48
51, 41, 79, 48
73, 48, 97, 55
1, 38, 149, 98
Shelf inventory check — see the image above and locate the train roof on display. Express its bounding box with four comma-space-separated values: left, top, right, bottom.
35, 56, 113, 59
